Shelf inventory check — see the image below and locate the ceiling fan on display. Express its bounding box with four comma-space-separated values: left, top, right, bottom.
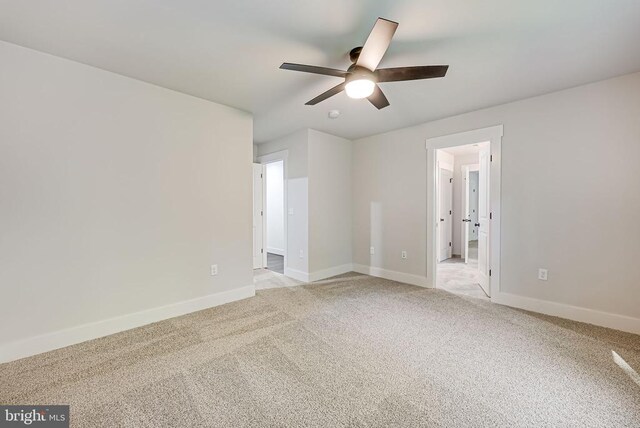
280, 17, 449, 110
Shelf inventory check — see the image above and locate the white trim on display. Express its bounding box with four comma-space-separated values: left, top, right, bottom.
426, 125, 504, 148
257, 149, 288, 164
426, 125, 503, 294
284, 267, 310, 282
352, 264, 430, 288
257, 150, 289, 278
0, 285, 256, 364
266, 247, 285, 256
308, 264, 354, 282
492, 292, 640, 335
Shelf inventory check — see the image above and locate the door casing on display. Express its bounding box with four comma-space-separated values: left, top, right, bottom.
426, 125, 503, 298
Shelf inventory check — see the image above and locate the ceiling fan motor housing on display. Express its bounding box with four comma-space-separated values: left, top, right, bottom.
349, 46, 363, 63
346, 65, 376, 83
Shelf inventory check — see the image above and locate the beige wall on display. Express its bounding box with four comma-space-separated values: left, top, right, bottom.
352, 72, 640, 320
0, 41, 254, 347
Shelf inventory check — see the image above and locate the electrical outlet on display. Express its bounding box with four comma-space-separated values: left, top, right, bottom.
370, 246, 375, 255
538, 268, 548, 281
401, 250, 407, 259
211, 264, 218, 276
299, 249, 304, 259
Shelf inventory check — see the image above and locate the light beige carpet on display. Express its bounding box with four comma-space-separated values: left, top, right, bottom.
1, 273, 639, 427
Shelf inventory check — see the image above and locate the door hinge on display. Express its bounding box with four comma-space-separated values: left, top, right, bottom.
261, 210, 263, 216
489, 269, 492, 277
490, 155, 493, 162
490, 212, 492, 220
449, 210, 452, 215
449, 242, 452, 247
261, 248, 264, 253
449, 178, 453, 183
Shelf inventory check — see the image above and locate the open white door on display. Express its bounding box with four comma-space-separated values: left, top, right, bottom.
463, 166, 471, 263
438, 168, 453, 262
477, 147, 491, 295
252, 163, 264, 269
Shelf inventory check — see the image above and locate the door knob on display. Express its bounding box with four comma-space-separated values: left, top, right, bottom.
440, 218, 445, 222
462, 219, 471, 222
474, 223, 480, 227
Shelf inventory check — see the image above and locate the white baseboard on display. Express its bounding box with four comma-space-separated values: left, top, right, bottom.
308, 264, 354, 282
284, 267, 309, 282
352, 264, 430, 288
0, 285, 256, 364
492, 291, 640, 335
266, 247, 284, 256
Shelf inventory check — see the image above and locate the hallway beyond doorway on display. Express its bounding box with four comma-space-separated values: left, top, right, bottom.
437, 241, 487, 300
267, 252, 284, 274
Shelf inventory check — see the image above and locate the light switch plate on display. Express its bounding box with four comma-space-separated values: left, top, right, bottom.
211, 264, 218, 276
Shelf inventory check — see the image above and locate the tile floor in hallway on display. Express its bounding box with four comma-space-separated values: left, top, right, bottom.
437, 241, 488, 299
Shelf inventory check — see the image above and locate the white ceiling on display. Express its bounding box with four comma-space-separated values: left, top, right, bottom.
1, 1, 639, 143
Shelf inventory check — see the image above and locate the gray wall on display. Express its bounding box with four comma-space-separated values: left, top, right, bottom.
352, 71, 640, 319
0, 41, 254, 346
308, 129, 352, 273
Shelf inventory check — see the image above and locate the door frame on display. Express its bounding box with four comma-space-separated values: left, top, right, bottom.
461, 163, 479, 261
426, 125, 503, 297
257, 150, 289, 273
252, 163, 266, 269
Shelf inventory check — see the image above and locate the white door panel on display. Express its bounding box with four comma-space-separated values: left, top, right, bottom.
463, 166, 470, 263
438, 168, 453, 262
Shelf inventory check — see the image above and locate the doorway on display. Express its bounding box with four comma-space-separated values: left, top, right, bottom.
264, 160, 285, 274
253, 150, 289, 281
426, 125, 502, 299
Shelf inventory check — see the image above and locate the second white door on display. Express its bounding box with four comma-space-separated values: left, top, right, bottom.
438, 168, 453, 262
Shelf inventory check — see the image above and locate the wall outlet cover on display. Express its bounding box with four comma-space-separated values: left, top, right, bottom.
211, 264, 218, 276
538, 268, 548, 281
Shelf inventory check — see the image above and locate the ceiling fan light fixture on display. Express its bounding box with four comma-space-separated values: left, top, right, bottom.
345, 78, 375, 99
280, 18, 448, 109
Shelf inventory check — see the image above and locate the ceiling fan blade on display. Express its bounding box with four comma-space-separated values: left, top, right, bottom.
356, 18, 399, 71
376, 65, 449, 82
305, 82, 346, 105
280, 63, 347, 78
367, 85, 390, 110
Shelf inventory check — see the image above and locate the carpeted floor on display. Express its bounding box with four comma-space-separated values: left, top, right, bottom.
1, 273, 639, 427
